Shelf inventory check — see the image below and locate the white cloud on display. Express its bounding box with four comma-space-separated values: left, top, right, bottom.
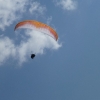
55, 0, 77, 10
0, 30, 61, 66
0, 0, 47, 31
29, 2, 46, 16
0, 36, 16, 64
0, 0, 28, 30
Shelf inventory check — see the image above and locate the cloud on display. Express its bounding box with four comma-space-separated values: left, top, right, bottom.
0, 0, 28, 30
54, 0, 77, 10
0, 30, 61, 66
29, 2, 46, 16
0, 0, 47, 31
0, 36, 16, 64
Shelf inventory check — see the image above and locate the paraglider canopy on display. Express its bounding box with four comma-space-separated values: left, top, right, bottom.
14, 20, 58, 41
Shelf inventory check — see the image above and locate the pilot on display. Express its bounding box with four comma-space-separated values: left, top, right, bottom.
31, 54, 35, 59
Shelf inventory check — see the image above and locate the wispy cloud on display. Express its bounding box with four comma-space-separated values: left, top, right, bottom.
0, 0, 47, 31
0, 36, 16, 64
29, 2, 46, 16
0, 0, 28, 30
54, 0, 77, 11
0, 30, 61, 66
46, 16, 52, 25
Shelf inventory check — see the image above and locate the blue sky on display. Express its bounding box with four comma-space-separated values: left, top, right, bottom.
0, 0, 100, 100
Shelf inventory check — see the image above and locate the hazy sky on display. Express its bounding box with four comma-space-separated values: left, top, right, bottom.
0, 0, 100, 100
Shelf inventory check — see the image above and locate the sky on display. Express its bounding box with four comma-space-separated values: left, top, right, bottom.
0, 0, 100, 100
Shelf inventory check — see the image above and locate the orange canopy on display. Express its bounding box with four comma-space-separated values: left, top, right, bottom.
14, 20, 58, 41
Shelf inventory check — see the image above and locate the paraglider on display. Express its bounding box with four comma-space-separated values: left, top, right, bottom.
14, 20, 58, 59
